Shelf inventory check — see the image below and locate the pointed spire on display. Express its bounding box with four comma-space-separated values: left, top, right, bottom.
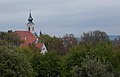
40, 30, 42, 35
28, 10, 33, 22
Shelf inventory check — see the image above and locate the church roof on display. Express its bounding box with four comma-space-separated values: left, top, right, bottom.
20, 43, 43, 49
15, 31, 44, 50
14, 31, 37, 44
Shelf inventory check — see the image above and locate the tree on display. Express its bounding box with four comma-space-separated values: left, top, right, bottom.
112, 36, 120, 47
0, 46, 35, 77
61, 45, 86, 77
71, 56, 114, 77
0, 40, 9, 46
62, 34, 78, 48
61, 43, 116, 77
81, 30, 110, 45
0, 31, 22, 46
19, 47, 36, 62
39, 34, 66, 55
32, 52, 61, 77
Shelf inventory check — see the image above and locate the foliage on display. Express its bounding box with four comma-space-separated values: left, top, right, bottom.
0, 31, 22, 46
19, 47, 36, 62
61, 45, 86, 77
39, 34, 66, 55
0, 46, 35, 77
62, 34, 78, 50
0, 40, 9, 46
81, 30, 110, 45
32, 52, 61, 77
112, 36, 120, 46
1, 30, 120, 77
71, 56, 114, 77
61, 42, 119, 77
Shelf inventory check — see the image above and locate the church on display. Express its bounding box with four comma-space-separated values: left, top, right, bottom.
14, 11, 47, 54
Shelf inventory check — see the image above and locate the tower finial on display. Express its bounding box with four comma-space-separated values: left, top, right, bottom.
28, 10, 33, 22
26, 10, 35, 34
29, 10, 31, 14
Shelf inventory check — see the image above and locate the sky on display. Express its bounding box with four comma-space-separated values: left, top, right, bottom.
0, 0, 120, 36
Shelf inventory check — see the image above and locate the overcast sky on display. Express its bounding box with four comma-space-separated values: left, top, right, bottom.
0, 0, 120, 36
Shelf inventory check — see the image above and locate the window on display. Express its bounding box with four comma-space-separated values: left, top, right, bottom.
28, 27, 30, 31
42, 48, 45, 50
32, 27, 34, 31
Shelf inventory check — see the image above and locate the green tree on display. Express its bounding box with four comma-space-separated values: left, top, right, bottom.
19, 47, 36, 62
71, 56, 114, 77
0, 31, 22, 46
39, 34, 65, 55
61, 45, 86, 77
0, 46, 35, 77
61, 43, 116, 77
0, 40, 9, 46
32, 52, 61, 77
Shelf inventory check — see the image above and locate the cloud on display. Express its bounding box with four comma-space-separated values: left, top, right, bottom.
0, 0, 120, 36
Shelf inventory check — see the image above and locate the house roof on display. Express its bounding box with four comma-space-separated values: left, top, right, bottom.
15, 31, 44, 50
14, 31, 37, 44
35, 43, 43, 49
20, 43, 29, 47
20, 43, 43, 49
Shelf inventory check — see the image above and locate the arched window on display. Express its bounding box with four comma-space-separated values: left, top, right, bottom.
32, 27, 34, 31
28, 27, 30, 31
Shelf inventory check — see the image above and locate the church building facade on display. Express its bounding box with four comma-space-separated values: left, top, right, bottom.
15, 11, 47, 54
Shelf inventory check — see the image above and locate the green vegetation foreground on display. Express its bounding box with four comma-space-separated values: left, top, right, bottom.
0, 30, 120, 77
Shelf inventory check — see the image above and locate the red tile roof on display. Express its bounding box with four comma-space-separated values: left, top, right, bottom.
14, 31, 37, 44
35, 43, 43, 49
15, 31, 44, 50
20, 43, 43, 49
20, 43, 29, 47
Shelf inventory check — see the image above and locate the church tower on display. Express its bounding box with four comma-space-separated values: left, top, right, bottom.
26, 10, 35, 34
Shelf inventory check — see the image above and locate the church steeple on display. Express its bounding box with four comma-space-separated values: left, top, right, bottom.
28, 10, 33, 22
26, 10, 35, 34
